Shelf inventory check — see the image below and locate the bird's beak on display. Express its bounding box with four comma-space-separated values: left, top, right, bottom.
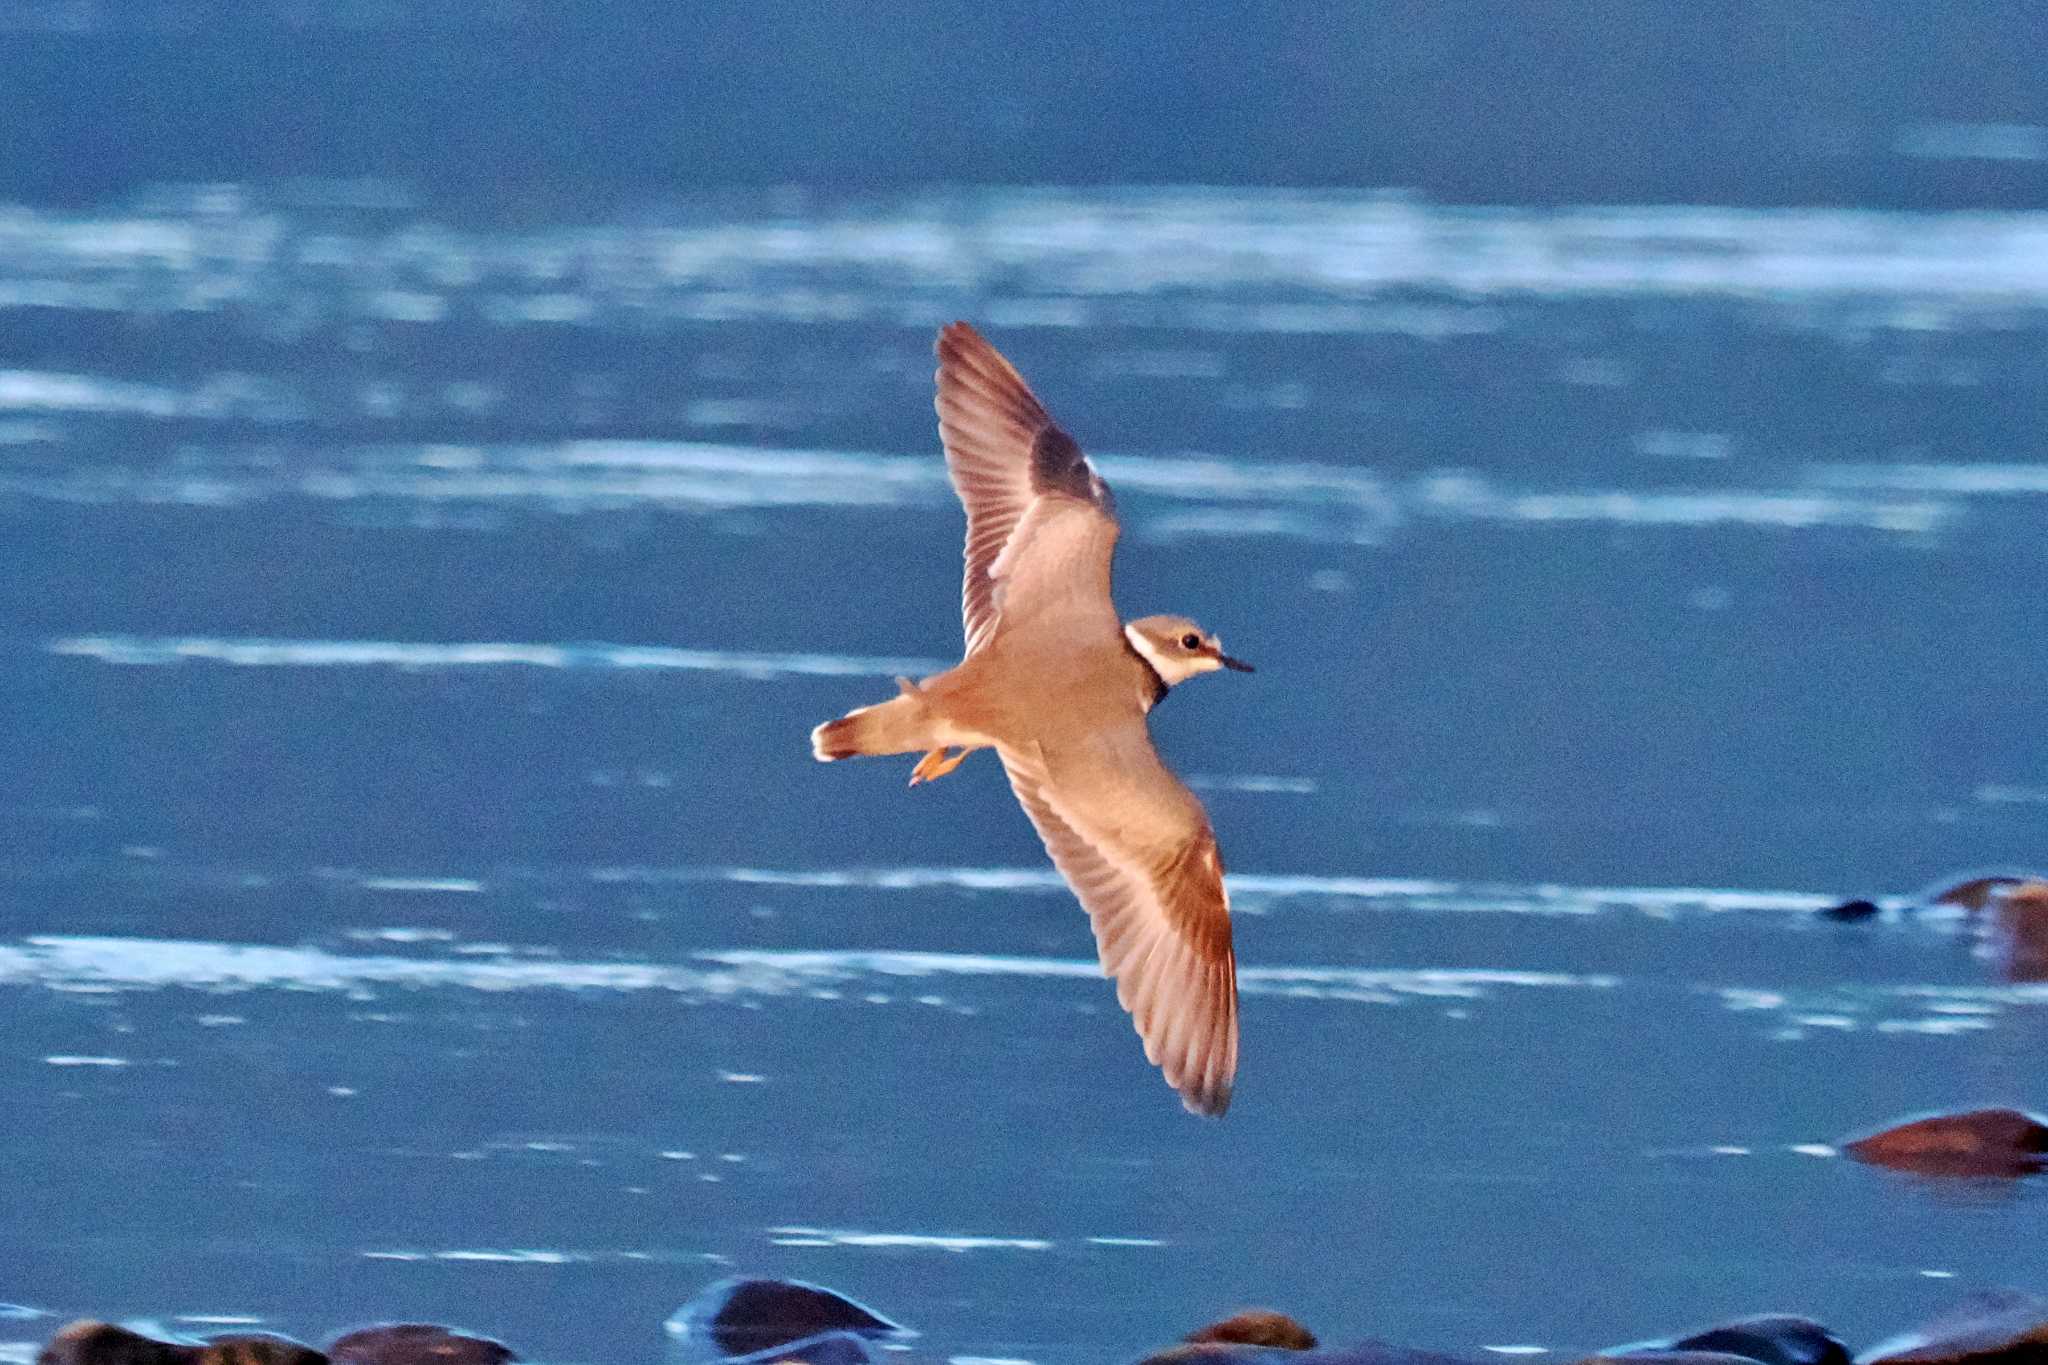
1218, 654, 1255, 673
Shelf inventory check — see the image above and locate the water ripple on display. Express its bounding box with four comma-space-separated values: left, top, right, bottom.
766, 1226, 1052, 1252
45, 634, 947, 680
601, 864, 1843, 918
0, 436, 1977, 544
8, 189, 2048, 320
0, 936, 1616, 1002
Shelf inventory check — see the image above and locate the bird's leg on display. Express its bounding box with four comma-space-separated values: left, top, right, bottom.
908, 747, 969, 786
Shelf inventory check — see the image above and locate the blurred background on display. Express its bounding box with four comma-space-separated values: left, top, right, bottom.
2, 6, 2046, 1365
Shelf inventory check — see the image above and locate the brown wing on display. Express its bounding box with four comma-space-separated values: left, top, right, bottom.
999, 733, 1239, 1116
934, 321, 1118, 655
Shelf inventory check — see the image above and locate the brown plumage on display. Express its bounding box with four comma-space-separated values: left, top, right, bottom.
812, 322, 1252, 1115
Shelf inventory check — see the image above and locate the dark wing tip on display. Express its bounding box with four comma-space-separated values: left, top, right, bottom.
1030, 425, 1094, 501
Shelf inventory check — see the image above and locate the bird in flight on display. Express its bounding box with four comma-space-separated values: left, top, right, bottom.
810, 322, 1253, 1115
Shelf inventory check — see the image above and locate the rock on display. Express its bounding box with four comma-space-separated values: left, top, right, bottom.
1920, 876, 2033, 914
36, 1322, 326, 1365
38, 1321, 199, 1365
1136, 1347, 1276, 1365
1667, 1317, 1850, 1365
194, 1337, 328, 1364
1139, 1342, 1475, 1365
1583, 1354, 1774, 1365
1986, 881, 2048, 982
727, 1331, 875, 1365
664, 1278, 910, 1362
1186, 1311, 1318, 1350
1287, 1345, 1484, 1365
1841, 1108, 2048, 1178
1599, 1316, 1849, 1365
1820, 900, 1882, 922
1856, 1288, 2048, 1362
326, 1324, 516, 1365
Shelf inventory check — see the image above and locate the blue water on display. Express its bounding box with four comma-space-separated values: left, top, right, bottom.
3, 181, 2048, 1363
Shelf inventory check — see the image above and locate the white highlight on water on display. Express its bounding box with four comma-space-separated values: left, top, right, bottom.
0, 935, 1616, 1003
46, 634, 949, 680
11, 189, 2048, 314
0, 431, 1986, 544
768, 1226, 1052, 1252
627, 863, 1845, 918
363, 1249, 582, 1264
359, 877, 485, 894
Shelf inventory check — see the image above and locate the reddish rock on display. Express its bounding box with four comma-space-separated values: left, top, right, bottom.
326, 1324, 516, 1365
1141, 1343, 1479, 1365
1922, 876, 2032, 914
38, 1322, 197, 1365
1841, 1108, 2048, 1178
1857, 1288, 2048, 1363
194, 1337, 327, 1365
1186, 1311, 1318, 1350
36, 1322, 327, 1365
1986, 882, 2048, 982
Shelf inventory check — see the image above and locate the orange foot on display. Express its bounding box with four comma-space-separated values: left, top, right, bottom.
909, 747, 969, 786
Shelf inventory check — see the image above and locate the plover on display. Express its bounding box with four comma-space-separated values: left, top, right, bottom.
811, 322, 1253, 1115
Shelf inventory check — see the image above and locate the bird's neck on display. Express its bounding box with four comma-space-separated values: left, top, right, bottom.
1122, 623, 1174, 710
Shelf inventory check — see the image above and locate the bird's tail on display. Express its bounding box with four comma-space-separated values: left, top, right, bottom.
810, 678, 935, 761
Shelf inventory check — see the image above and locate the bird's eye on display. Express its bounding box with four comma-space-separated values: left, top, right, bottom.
1180, 633, 1202, 650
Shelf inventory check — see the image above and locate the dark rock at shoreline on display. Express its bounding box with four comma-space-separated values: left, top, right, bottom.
1139, 1340, 1477, 1365
1148, 1346, 1319, 1365
1187, 1311, 1319, 1350
1841, 1108, 2048, 1178
38, 1322, 198, 1365
1820, 900, 1882, 922
1137, 1347, 1270, 1365
195, 1336, 327, 1364
36, 1325, 329, 1365
664, 1278, 910, 1362
326, 1323, 517, 1365
1600, 1314, 1850, 1365
1670, 1317, 1849, 1365
729, 1331, 875, 1365
1856, 1288, 2048, 1363
1290, 1344, 1485, 1365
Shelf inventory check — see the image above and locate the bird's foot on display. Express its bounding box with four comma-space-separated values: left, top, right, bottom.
908, 747, 968, 786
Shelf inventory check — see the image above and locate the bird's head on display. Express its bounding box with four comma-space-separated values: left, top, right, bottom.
1123, 614, 1255, 688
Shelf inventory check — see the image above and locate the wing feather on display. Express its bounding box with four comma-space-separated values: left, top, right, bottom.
999, 742, 1240, 1116
934, 322, 1117, 655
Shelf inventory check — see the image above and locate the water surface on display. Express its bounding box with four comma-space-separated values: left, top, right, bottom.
2, 184, 2047, 1364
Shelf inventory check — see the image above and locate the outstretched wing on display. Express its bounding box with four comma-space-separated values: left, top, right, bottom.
934, 322, 1120, 656
998, 728, 1240, 1116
